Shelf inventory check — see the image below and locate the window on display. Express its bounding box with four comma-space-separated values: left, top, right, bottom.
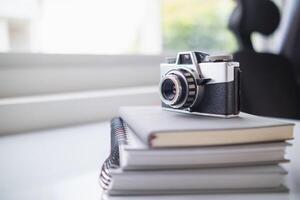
162, 0, 237, 54
0, 0, 162, 54
0, 0, 237, 54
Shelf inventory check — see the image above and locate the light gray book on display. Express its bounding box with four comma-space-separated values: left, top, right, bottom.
102, 165, 287, 196
119, 106, 294, 147
102, 186, 289, 199
119, 124, 290, 170
102, 188, 289, 199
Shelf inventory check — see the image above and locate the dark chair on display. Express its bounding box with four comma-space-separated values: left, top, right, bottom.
229, 0, 300, 119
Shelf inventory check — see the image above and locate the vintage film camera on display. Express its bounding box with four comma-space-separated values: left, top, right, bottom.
159, 51, 240, 117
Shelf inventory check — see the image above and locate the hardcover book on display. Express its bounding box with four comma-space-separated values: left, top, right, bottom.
119, 106, 294, 147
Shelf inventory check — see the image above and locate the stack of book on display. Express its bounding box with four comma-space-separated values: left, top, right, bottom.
100, 106, 294, 196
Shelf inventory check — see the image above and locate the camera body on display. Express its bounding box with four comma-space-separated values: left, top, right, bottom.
159, 51, 240, 117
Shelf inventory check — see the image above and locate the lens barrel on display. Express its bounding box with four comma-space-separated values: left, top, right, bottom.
159, 69, 198, 109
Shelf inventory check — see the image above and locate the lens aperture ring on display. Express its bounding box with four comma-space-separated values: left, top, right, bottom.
181, 70, 197, 108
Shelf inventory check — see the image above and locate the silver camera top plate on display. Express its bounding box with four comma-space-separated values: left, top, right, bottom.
206, 55, 233, 62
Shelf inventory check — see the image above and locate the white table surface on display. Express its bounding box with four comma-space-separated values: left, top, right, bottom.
0, 120, 299, 200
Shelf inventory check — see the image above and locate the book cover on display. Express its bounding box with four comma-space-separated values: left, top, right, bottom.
119, 106, 294, 147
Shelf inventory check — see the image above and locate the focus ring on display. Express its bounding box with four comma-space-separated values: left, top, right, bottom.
180, 69, 197, 108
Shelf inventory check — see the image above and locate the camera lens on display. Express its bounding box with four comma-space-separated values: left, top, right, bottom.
159, 69, 199, 109
159, 74, 182, 106
161, 79, 176, 101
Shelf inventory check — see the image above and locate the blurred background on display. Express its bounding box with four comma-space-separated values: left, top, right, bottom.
0, 0, 286, 55
0, 0, 300, 133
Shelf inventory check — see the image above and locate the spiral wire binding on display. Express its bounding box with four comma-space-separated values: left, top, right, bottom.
100, 117, 128, 190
